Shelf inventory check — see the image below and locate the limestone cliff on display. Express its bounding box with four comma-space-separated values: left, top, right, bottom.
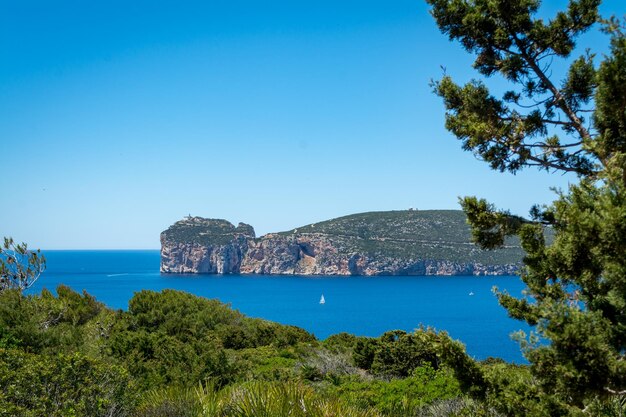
160, 217, 254, 274
160, 210, 523, 276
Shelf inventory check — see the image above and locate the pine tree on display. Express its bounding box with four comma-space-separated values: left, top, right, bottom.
428, 0, 626, 410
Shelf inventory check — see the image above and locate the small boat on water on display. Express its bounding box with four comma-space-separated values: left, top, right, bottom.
469, 292, 474, 296
320, 294, 325, 304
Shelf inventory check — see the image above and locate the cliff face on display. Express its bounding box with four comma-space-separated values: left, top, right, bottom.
239, 233, 518, 276
160, 217, 254, 274
160, 237, 249, 274
160, 211, 523, 276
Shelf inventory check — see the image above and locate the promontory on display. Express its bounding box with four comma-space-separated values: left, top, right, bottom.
160, 210, 523, 276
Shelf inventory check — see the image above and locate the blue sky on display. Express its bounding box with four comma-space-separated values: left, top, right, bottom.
1, 0, 623, 249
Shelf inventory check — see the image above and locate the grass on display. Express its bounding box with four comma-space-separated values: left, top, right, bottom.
135, 381, 383, 417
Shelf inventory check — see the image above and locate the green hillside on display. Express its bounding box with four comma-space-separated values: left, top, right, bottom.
282, 210, 473, 241
280, 210, 524, 265
163, 210, 526, 267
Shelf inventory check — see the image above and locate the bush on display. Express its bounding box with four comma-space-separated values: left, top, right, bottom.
330, 364, 462, 415
353, 329, 461, 378
108, 290, 316, 389
0, 286, 106, 354
0, 348, 135, 417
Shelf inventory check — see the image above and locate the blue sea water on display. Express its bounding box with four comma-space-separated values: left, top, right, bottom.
27, 250, 532, 363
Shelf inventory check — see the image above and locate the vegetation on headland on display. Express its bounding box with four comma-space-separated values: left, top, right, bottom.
161, 217, 256, 246
279, 210, 526, 264
163, 210, 525, 267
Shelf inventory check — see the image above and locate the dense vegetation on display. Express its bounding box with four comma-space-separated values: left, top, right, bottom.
2, 285, 625, 416
0, 286, 468, 416
1, 225, 623, 416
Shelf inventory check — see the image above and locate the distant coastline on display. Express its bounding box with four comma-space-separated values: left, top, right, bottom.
160, 210, 522, 276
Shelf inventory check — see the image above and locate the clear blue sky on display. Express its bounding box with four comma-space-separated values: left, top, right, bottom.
1, 0, 623, 249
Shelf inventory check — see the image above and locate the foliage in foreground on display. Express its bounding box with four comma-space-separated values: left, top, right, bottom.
136, 381, 383, 417
0, 237, 46, 292
2, 285, 626, 416
0, 286, 505, 417
0, 348, 134, 417
428, 0, 626, 413
2, 209, 625, 416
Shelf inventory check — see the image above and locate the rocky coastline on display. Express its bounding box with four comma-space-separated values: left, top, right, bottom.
160, 211, 522, 276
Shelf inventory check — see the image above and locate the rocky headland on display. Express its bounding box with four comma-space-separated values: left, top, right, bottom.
160, 210, 523, 276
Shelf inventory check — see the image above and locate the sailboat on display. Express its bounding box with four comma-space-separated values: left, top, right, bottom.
319, 294, 325, 304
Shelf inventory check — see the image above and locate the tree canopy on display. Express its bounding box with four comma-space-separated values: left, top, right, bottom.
0, 237, 46, 292
428, 0, 626, 413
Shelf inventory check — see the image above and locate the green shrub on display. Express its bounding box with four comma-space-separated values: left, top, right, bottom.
0, 348, 135, 417
108, 290, 314, 389
353, 329, 461, 377
330, 365, 462, 415
323, 332, 359, 353
231, 346, 300, 382
0, 286, 106, 354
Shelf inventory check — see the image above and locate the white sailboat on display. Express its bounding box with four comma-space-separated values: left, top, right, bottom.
319, 294, 325, 304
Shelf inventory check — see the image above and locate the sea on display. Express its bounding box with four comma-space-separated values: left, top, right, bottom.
26, 250, 532, 363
